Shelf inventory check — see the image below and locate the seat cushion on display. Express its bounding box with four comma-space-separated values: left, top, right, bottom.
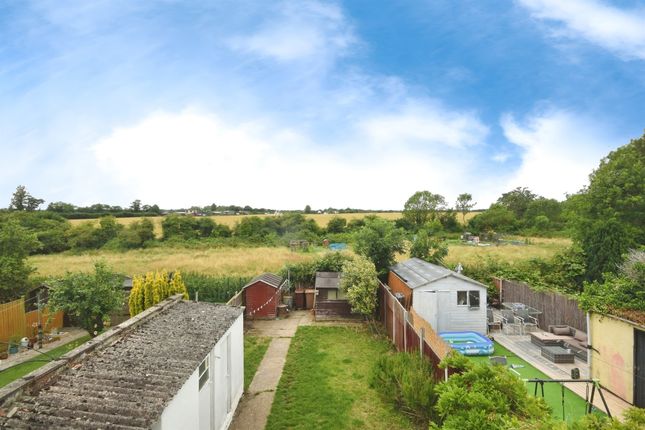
574, 330, 587, 342
552, 326, 570, 336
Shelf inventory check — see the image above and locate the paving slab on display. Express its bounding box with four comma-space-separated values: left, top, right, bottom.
230, 311, 311, 430
248, 337, 291, 393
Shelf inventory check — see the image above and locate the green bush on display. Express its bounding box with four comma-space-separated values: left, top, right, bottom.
432, 362, 549, 430
370, 352, 438, 426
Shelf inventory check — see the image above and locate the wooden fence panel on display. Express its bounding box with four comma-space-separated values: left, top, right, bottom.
378, 283, 452, 381
25, 308, 64, 335
405, 323, 419, 354
0, 298, 27, 344
226, 290, 244, 307
501, 280, 586, 332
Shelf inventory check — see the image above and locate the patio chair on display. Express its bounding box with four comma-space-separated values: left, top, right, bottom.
516, 310, 539, 333
501, 310, 522, 335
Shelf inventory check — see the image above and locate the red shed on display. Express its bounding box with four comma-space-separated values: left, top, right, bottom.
243, 273, 285, 319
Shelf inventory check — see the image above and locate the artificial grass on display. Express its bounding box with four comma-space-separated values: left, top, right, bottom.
266, 326, 416, 430
469, 342, 603, 423
244, 335, 271, 390
0, 335, 91, 388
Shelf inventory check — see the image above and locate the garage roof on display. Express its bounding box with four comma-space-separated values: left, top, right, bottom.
0, 298, 242, 429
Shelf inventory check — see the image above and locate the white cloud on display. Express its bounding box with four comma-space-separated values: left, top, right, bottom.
518, 0, 645, 60
91, 106, 491, 209
358, 102, 489, 149
227, 1, 355, 63
500, 109, 620, 199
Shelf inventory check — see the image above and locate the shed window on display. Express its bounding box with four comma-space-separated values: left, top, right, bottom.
199, 356, 209, 390
468, 291, 480, 308
457, 291, 467, 306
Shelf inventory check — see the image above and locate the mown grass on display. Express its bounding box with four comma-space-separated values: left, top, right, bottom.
468, 342, 601, 423
266, 326, 415, 430
0, 335, 91, 388
244, 336, 271, 391
30, 246, 321, 278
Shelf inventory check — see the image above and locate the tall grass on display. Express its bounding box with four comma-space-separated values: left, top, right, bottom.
183, 272, 250, 303
30, 246, 321, 278
31, 236, 570, 279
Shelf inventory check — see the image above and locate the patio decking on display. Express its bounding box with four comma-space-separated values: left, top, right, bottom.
492, 330, 632, 420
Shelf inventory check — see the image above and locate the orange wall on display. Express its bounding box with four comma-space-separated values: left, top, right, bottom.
387, 271, 413, 309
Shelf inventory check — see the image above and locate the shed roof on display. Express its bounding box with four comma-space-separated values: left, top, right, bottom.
0, 299, 242, 429
390, 258, 486, 290
244, 273, 284, 289
315, 272, 341, 289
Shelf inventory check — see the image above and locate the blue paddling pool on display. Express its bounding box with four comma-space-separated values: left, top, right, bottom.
439, 331, 494, 356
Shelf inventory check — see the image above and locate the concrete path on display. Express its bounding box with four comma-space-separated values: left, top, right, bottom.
230, 311, 311, 430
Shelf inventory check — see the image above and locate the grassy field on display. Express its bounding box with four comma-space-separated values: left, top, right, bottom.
30, 246, 322, 278
443, 236, 572, 267
30, 235, 571, 278
69, 212, 407, 237
0, 335, 91, 388
67, 211, 481, 238
468, 342, 601, 423
266, 326, 415, 430
244, 336, 271, 391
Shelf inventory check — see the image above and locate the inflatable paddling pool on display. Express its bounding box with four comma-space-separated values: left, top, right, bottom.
439, 331, 494, 356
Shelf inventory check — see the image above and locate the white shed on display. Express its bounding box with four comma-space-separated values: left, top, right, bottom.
391, 258, 488, 334
0, 296, 244, 430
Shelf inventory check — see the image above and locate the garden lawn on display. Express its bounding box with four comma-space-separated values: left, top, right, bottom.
0, 335, 91, 388
244, 335, 270, 391
469, 342, 602, 423
266, 326, 415, 430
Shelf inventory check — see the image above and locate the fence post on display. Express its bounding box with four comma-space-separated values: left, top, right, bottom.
403, 309, 408, 352
419, 327, 425, 358
392, 295, 396, 347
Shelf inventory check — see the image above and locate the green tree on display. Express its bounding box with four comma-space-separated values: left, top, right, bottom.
410, 229, 448, 265
455, 193, 476, 225
403, 191, 446, 228
96, 215, 122, 244
9, 185, 44, 211
116, 218, 155, 249
573, 134, 644, 280
326, 216, 347, 234
48, 262, 123, 336
304, 204, 312, 214
496, 187, 537, 219
0, 219, 40, 301
46, 201, 76, 212
353, 218, 406, 277
130, 199, 142, 212
469, 204, 517, 233
340, 255, 379, 318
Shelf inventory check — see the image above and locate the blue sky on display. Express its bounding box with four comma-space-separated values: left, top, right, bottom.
1, 0, 644, 210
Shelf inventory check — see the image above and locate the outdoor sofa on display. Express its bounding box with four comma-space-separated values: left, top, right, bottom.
547, 325, 588, 361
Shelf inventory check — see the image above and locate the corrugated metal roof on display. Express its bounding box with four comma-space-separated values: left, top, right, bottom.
315, 272, 341, 289
244, 273, 284, 289
390, 258, 486, 289
0, 300, 243, 429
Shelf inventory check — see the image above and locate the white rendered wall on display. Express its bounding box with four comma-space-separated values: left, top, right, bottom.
213, 315, 244, 430
153, 313, 244, 430
412, 277, 487, 334
153, 370, 199, 430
